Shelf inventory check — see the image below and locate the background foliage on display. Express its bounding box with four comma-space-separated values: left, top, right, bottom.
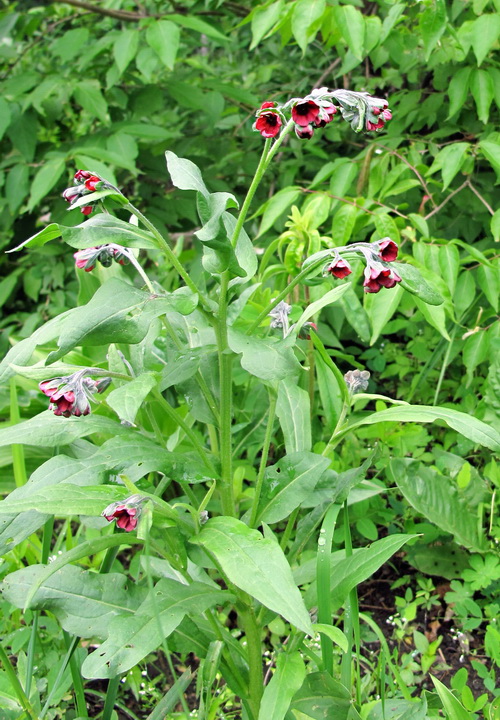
1, 0, 500, 718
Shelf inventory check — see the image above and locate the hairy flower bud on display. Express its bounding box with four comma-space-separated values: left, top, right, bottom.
39, 370, 111, 418
344, 369, 370, 394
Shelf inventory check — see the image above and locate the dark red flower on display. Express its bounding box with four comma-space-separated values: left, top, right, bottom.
366, 105, 392, 132
363, 266, 401, 293
292, 100, 320, 127
255, 111, 282, 138
327, 258, 352, 279
315, 103, 337, 127
81, 205, 93, 216
295, 124, 314, 140
103, 504, 138, 531
74, 169, 92, 181
378, 239, 398, 262
84, 175, 101, 192
260, 101, 276, 109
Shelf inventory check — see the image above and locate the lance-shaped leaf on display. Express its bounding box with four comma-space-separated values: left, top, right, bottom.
1, 564, 146, 639
61, 214, 158, 250
106, 372, 157, 424
276, 379, 311, 453
46, 279, 197, 363
82, 579, 229, 678
258, 651, 306, 720
257, 452, 330, 524
0, 412, 129, 449
0, 484, 129, 516
228, 329, 301, 381
290, 672, 351, 720
165, 150, 209, 196
192, 516, 312, 634
393, 262, 443, 306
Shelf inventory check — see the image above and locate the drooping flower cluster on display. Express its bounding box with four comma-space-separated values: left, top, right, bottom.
268, 300, 316, 339
253, 87, 392, 141
73, 244, 130, 272
326, 238, 401, 294
62, 169, 107, 215
102, 494, 146, 531
39, 371, 111, 417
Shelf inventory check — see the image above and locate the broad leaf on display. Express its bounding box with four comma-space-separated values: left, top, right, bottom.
276, 378, 311, 453
393, 262, 444, 305
257, 452, 331, 524
419, 0, 447, 60
192, 517, 312, 634
0, 412, 128, 448
258, 652, 305, 720
0, 484, 129, 516
146, 20, 180, 70
61, 214, 158, 250
106, 372, 157, 423
291, 672, 351, 720
432, 676, 471, 720
228, 329, 301, 381
165, 151, 208, 196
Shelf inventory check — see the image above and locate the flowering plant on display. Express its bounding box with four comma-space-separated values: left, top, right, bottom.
0, 85, 498, 720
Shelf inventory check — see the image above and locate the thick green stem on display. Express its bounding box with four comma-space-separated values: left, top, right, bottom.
316, 504, 341, 675
216, 272, 235, 516
249, 389, 277, 527
230, 138, 271, 248
240, 608, 263, 719
10, 378, 27, 487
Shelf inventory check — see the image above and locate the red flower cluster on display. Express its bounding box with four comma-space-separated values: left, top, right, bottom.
291, 100, 337, 140
102, 495, 145, 532
253, 102, 283, 138
63, 170, 104, 215
366, 104, 392, 132
73, 244, 130, 272
363, 265, 402, 293
39, 373, 110, 417
324, 238, 401, 295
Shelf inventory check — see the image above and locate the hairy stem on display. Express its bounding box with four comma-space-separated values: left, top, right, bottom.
249, 389, 277, 527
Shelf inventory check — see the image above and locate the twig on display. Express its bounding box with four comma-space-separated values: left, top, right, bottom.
51, 0, 147, 20
301, 188, 408, 219
376, 143, 437, 208
424, 181, 468, 220
314, 58, 341, 89
467, 179, 495, 216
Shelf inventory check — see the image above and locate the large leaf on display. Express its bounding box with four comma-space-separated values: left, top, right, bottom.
290, 672, 351, 720
106, 372, 157, 423
60, 214, 158, 250
146, 20, 180, 70
257, 452, 331, 524
344, 404, 500, 451
0, 484, 129, 516
276, 377, 311, 453
1, 565, 146, 638
0, 412, 128, 448
165, 150, 208, 196
292, 0, 326, 54
393, 262, 444, 306
192, 517, 312, 634
228, 329, 301, 381
419, 0, 447, 60
389, 459, 487, 552
46, 279, 197, 363
258, 651, 305, 720
431, 676, 471, 720
82, 579, 228, 678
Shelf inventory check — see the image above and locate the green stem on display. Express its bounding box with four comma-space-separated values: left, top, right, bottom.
240, 608, 263, 719
153, 390, 215, 474
322, 399, 349, 457
10, 378, 27, 487
216, 274, 235, 516
40, 637, 79, 718
249, 389, 277, 527
433, 325, 458, 406
64, 630, 87, 718
0, 642, 39, 720
229, 138, 271, 248
316, 504, 341, 676
102, 676, 120, 720
280, 507, 300, 551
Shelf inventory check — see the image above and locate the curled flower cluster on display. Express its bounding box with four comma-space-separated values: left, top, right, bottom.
62, 169, 106, 215
73, 244, 130, 272
344, 369, 370, 394
102, 494, 146, 531
39, 371, 111, 417
253, 87, 392, 141
268, 301, 316, 339
326, 238, 401, 294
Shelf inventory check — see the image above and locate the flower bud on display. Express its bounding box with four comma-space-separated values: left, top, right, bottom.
102, 494, 146, 531
327, 258, 352, 279
295, 124, 314, 140
344, 369, 370, 394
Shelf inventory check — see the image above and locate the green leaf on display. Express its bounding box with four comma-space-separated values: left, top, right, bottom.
435, 143, 469, 190
393, 262, 444, 305
146, 20, 180, 70
168, 13, 228, 42
276, 378, 311, 453
389, 459, 487, 552
463, 330, 490, 383
0, 97, 12, 140
478, 260, 500, 311
113, 29, 140, 74
331, 203, 358, 245
447, 67, 472, 118
27, 156, 66, 210
0, 483, 129, 516
470, 68, 494, 124
46, 279, 196, 363
258, 452, 331, 524
431, 676, 472, 720
0, 412, 128, 449
2, 564, 146, 639
165, 151, 208, 196
293, 285, 351, 339
82, 579, 227, 678
345, 404, 500, 451
192, 517, 313, 634
258, 652, 305, 720
146, 669, 194, 720
250, 0, 284, 49
415, 297, 450, 340
60, 214, 158, 250
8, 223, 61, 252
479, 139, 500, 181
333, 5, 365, 60
491, 208, 500, 242
312, 624, 349, 653
291, 672, 351, 720
364, 284, 404, 345
258, 187, 301, 236
419, 0, 447, 60
228, 329, 301, 381
106, 373, 157, 424
159, 346, 215, 391
471, 14, 500, 66
292, 0, 326, 54
73, 80, 109, 123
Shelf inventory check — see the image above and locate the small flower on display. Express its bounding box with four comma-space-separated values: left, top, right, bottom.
39, 370, 111, 418
74, 169, 92, 181
102, 494, 145, 531
378, 238, 398, 262
254, 102, 283, 138
363, 264, 402, 293
366, 101, 392, 132
344, 369, 370, 394
269, 300, 292, 336
292, 100, 320, 127
327, 258, 352, 279
315, 103, 337, 127
295, 124, 314, 140
84, 175, 102, 192
63, 169, 108, 215
73, 244, 129, 272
